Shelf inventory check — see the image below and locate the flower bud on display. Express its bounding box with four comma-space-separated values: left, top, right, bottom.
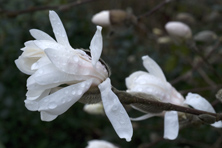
194, 30, 217, 43
83, 103, 105, 115
175, 13, 195, 25
165, 21, 192, 40
92, 10, 137, 28
86, 140, 118, 148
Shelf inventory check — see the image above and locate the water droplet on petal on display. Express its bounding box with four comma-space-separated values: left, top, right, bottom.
48, 102, 57, 109
80, 83, 85, 88
112, 105, 118, 111
65, 90, 69, 94
38, 69, 43, 74
120, 120, 125, 124
77, 90, 82, 95
73, 55, 79, 62
72, 91, 76, 95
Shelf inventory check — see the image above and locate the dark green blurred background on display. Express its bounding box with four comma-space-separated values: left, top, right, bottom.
1, 0, 222, 147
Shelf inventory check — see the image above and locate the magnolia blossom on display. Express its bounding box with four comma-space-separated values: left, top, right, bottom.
126, 55, 222, 140
86, 140, 118, 148
165, 21, 192, 40
15, 11, 132, 142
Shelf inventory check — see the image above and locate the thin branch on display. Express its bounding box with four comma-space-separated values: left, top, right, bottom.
137, 0, 174, 21
1, 0, 100, 17
171, 40, 221, 85
112, 87, 222, 122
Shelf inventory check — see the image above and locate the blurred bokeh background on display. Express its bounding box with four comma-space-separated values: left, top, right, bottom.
1, 0, 222, 147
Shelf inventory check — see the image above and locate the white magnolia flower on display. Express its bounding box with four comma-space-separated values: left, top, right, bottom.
126, 55, 222, 140
165, 21, 192, 40
86, 140, 118, 148
15, 11, 132, 142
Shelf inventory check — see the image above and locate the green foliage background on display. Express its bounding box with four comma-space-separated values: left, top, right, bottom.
0, 0, 222, 147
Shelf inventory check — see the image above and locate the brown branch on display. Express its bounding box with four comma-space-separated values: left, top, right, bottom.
1, 0, 100, 17
137, 0, 174, 21
112, 87, 222, 122
171, 40, 221, 85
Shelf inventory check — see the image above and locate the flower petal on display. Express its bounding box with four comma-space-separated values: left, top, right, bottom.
38, 79, 92, 121
29, 29, 55, 41
184, 92, 222, 128
44, 48, 106, 81
34, 40, 64, 51
98, 78, 133, 142
49, 11, 71, 48
142, 55, 166, 81
31, 56, 51, 70
164, 111, 179, 140
15, 56, 37, 75
89, 26, 103, 67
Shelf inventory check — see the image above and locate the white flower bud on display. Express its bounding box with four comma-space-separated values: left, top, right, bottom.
86, 140, 118, 148
194, 30, 217, 43
165, 21, 192, 40
83, 103, 104, 115
92, 11, 111, 26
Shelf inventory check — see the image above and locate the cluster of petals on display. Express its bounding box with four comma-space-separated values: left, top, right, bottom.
126, 55, 222, 140
15, 11, 132, 142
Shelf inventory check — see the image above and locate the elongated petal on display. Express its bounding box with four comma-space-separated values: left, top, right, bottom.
34, 40, 64, 51
38, 79, 92, 121
130, 113, 160, 121
30, 29, 55, 41
44, 48, 106, 81
184, 93, 222, 128
49, 11, 71, 48
15, 56, 36, 75
98, 78, 133, 142
89, 26, 103, 67
164, 111, 179, 140
142, 55, 166, 81
31, 56, 51, 70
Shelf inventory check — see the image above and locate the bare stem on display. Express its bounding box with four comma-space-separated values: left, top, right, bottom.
112, 87, 222, 121
1, 0, 100, 17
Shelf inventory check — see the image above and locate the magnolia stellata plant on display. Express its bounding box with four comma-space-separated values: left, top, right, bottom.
15, 10, 222, 142
15, 11, 132, 142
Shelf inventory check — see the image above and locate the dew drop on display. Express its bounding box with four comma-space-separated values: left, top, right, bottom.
112, 105, 118, 111
77, 90, 82, 95
62, 99, 66, 103
48, 102, 57, 109
120, 120, 125, 124
38, 69, 43, 74
65, 90, 69, 94
80, 83, 85, 88
72, 91, 76, 95
73, 55, 79, 62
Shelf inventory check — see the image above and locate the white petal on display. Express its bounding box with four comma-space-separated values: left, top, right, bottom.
125, 71, 147, 89
130, 113, 160, 121
34, 40, 64, 51
164, 111, 179, 140
41, 111, 58, 122
38, 79, 92, 121
15, 56, 36, 75
142, 55, 166, 81
184, 92, 222, 128
49, 11, 71, 48
31, 56, 51, 70
29, 29, 55, 41
44, 48, 106, 81
89, 26, 103, 67
98, 78, 133, 142
31, 63, 100, 86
